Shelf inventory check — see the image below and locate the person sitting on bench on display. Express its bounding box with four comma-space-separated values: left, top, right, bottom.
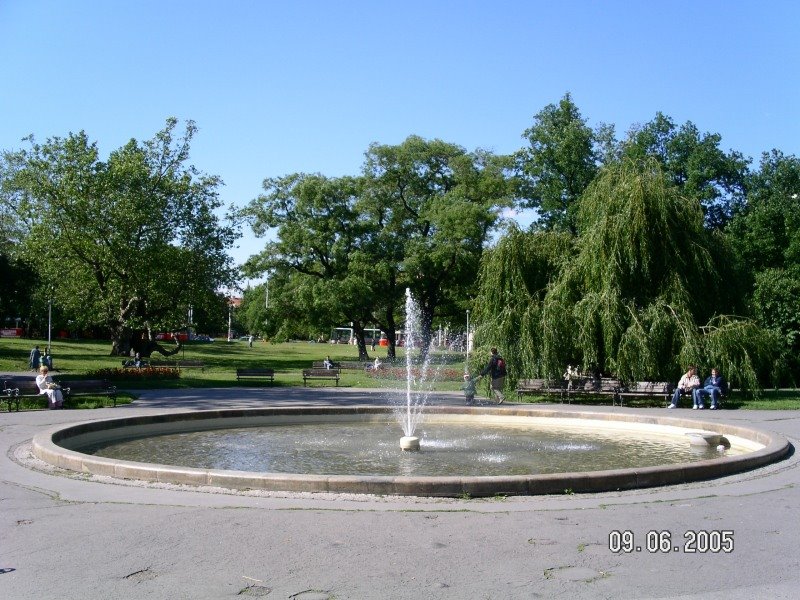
668, 366, 699, 409
36, 365, 64, 409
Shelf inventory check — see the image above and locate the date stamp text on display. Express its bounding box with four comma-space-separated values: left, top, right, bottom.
608, 530, 734, 553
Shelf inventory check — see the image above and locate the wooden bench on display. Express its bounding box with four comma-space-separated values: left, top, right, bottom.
176, 360, 205, 371
2, 378, 117, 410
565, 377, 623, 405
60, 379, 118, 406
338, 361, 371, 370
516, 379, 567, 400
616, 381, 674, 406
3, 378, 50, 410
302, 368, 340, 386
312, 361, 342, 374
235, 368, 275, 383
148, 359, 205, 371
2, 379, 26, 411
517, 377, 624, 405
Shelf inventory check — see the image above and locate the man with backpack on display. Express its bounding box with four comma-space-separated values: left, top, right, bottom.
480, 347, 507, 404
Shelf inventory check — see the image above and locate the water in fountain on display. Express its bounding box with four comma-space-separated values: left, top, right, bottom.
394, 288, 435, 446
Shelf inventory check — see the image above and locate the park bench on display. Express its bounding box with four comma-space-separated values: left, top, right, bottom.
312, 361, 342, 374
60, 379, 118, 406
2, 378, 25, 411
516, 379, 567, 400
148, 359, 205, 371
616, 381, 674, 406
516, 377, 623, 405
302, 368, 340, 386
235, 368, 275, 383
564, 377, 623, 405
2, 378, 49, 410
338, 361, 371, 370
175, 359, 205, 371
2, 377, 117, 410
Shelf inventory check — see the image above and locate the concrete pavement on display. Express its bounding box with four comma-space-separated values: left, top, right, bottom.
1, 386, 799, 599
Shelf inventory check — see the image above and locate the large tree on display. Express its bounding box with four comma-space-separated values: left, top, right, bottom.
243, 173, 380, 358
516, 93, 614, 234
622, 113, 749, 229
0, 119, 237, 355
728, 150, 800, 382
475, 158, 776, 391
362, 136, 513, 355
245, 137, 513, 360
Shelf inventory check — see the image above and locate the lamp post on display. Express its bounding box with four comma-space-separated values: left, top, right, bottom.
47, 296, 52, 356
227, 296, 233, 342
465, 309, 470, 369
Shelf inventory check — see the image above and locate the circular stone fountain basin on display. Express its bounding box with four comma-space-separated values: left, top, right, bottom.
32, 406, 789, 497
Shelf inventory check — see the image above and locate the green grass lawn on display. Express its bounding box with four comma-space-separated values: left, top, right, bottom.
0, 336, 466, 392
2, 336, 798, 408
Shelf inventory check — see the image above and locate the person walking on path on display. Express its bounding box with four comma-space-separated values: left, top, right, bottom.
480, 347, 507, 404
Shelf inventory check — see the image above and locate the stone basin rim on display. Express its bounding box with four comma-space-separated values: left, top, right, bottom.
31, 406, 791, 497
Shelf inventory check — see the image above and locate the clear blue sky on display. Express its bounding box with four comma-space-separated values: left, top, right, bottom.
2, 0, 798, 268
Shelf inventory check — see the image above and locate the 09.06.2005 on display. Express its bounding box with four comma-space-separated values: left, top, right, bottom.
608, 530, 734, 554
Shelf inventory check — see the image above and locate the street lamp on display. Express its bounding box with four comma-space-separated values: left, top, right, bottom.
465, 309, 470, 370
227, 295, 233, 342
47, 296, 52, 356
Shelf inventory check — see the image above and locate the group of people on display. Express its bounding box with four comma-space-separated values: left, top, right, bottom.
28, 345, 52, 370
460, 350, 728, 411
669, 366, 728, 410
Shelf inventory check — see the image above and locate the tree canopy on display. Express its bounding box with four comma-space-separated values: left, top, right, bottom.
516, 93, 613, 234
727, 151, 800, 378
0, 119, 236, 355
622, 113, 749, 229
474, 157, 777, 390
243, 136, 513, 358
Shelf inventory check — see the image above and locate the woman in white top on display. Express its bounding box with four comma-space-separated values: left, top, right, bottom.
35, 365, 64, 409
668, 366, 700, 409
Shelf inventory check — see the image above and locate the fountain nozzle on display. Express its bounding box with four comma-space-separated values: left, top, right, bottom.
400, 436, 420, 451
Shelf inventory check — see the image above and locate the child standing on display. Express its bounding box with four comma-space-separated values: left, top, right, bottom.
462, 373, 479, 405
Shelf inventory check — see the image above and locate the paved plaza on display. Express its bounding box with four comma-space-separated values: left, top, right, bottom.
1, 385, 799, 599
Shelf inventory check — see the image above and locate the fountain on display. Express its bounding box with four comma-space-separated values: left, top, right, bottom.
26, 289, 792, 497
33, 408, 789, 496
398, 288, 425, 451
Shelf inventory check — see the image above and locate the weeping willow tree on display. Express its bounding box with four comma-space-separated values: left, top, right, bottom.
471, 225, 574, 386
475, 157, 777, 391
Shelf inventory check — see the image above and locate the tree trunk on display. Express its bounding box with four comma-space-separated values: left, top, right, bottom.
110, 327, 182, 357
376, 305, 398, 360
352, 321, 370, 361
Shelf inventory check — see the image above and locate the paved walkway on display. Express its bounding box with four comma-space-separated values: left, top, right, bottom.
1, 386, 799, 599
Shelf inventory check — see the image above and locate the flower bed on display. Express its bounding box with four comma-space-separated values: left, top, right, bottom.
87, 366, 180, 380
